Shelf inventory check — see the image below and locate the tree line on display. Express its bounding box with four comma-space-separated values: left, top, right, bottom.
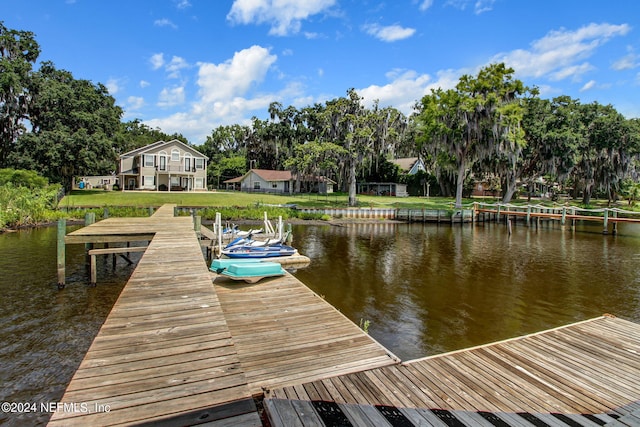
2, 22, 639, 207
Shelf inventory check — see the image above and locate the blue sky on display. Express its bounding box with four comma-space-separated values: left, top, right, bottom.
4, 0, 640, 144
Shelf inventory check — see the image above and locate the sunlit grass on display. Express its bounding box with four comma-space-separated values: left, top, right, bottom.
60, 190, 463, 209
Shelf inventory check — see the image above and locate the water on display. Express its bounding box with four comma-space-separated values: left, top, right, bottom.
291, 221, 640, 360
2, 221, 640, 425
0, 226, 139, 426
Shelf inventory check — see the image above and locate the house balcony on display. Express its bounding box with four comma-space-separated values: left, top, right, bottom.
156, 165, 198, 174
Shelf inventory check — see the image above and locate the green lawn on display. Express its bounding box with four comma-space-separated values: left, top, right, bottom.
60, 190, 466, 209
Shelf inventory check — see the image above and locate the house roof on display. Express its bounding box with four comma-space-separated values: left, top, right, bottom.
391, 157, 420, 172
119, 139, 209, 160
224, 169, 336, 184
253, 169, 292, 181
224, 169, 292, 184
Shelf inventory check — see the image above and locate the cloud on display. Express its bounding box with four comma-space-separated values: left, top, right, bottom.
474, 0, 495, 14
227, 0, 336, 36
580, 80, 597, 92
150, 53, 165, 70
154, 18, 178, 29
357, 69, 462, 114
418, 0, 434, 11
126, 96, 145, 111
140, 80, 150, 88
196, 45, 277, 102
491, 23, 631, 81
166, 56, 189, 79
445, 0, 495, 14
174, 0, 191, 9
105, 78, 122, 95
612, 48, 640, 71
158, 86, 186, 107
144, 45, 278, 142
363, 24, 416, 42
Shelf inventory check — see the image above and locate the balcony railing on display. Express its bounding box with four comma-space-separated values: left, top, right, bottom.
156, 165, 198, 173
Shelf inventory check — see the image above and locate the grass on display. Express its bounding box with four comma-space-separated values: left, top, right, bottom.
59, 190, 464, 209
59, 190, 637, 213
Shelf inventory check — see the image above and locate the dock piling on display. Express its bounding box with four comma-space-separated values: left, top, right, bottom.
57, 219, 66, 289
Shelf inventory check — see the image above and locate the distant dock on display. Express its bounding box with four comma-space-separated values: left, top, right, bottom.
50, 205, 640, 426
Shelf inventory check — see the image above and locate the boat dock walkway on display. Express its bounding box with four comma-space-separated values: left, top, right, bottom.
266, 315, 640, 426
48, 204, 396, 426
49, 205, 640, 426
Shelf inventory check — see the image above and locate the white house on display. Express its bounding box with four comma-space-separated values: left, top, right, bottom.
118, 139, 209, 191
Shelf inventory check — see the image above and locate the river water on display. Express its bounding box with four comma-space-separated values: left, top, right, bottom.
1, 221, 640, 425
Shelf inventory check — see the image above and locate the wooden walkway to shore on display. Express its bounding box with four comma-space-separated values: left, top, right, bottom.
265, 315, 640, 426
49, 204, 395, 426
49, 205, 260, 426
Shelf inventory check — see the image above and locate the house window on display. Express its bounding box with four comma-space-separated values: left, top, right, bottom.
195, 158, 204, 169
143, 176, 155, 188
159, 155, 166, 171
144, 154, 154, 167
171, 177, 180, 187
272, 182, 278, 188
195, 178, 204, 189
254, 181, 261, 190
184, 155, 192, 172
171, 149, 180, 161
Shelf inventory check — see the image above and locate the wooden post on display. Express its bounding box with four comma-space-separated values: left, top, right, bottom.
84, 212, 95, 252
103, 207, 109, 219
194, 215, 202, 236
526, 205, 531, 227
612, 210, 618, 235
603, 209, 609, 234
90, 254, 97, 286
57, 219, 66, 289
149, 206, 154, 216
561, 207, 566, 226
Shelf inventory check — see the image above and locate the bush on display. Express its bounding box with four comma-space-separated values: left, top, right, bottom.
0, 183, 62, 229
0, 168, 49, 189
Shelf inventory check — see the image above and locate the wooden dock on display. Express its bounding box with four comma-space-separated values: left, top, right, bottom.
50, 205, 640, 426
212, 272, 398, 395
49, 204, 394, 426
475, 202, 640, 234
49, 205, 260, 426
265, 315, 640, 426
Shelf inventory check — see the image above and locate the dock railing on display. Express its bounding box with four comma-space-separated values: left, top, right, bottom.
474, 201, 640, 234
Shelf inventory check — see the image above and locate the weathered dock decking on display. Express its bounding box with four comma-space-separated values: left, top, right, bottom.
265, 315, 640, 426
49, 204, 394, 426
212, 272, 398, 395
49, 205, 260, 426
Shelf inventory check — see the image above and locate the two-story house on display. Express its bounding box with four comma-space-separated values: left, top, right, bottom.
118, 139, 208, 191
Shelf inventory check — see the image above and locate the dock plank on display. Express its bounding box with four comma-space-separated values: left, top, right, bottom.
266, 316, 640, 427
214, 272, 398, 394
49, 206, 257, 426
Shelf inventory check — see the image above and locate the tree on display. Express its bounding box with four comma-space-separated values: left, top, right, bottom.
574, 102, 638, 204
9, 62, 122, 190
415, 63, 527, 207
0, 22, 40, 167
283, 140, 346, 192
117, 119, 188, 155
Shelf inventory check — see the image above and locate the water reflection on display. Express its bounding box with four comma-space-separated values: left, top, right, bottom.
0, 226, 137, 426
291, 222, 640, 360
